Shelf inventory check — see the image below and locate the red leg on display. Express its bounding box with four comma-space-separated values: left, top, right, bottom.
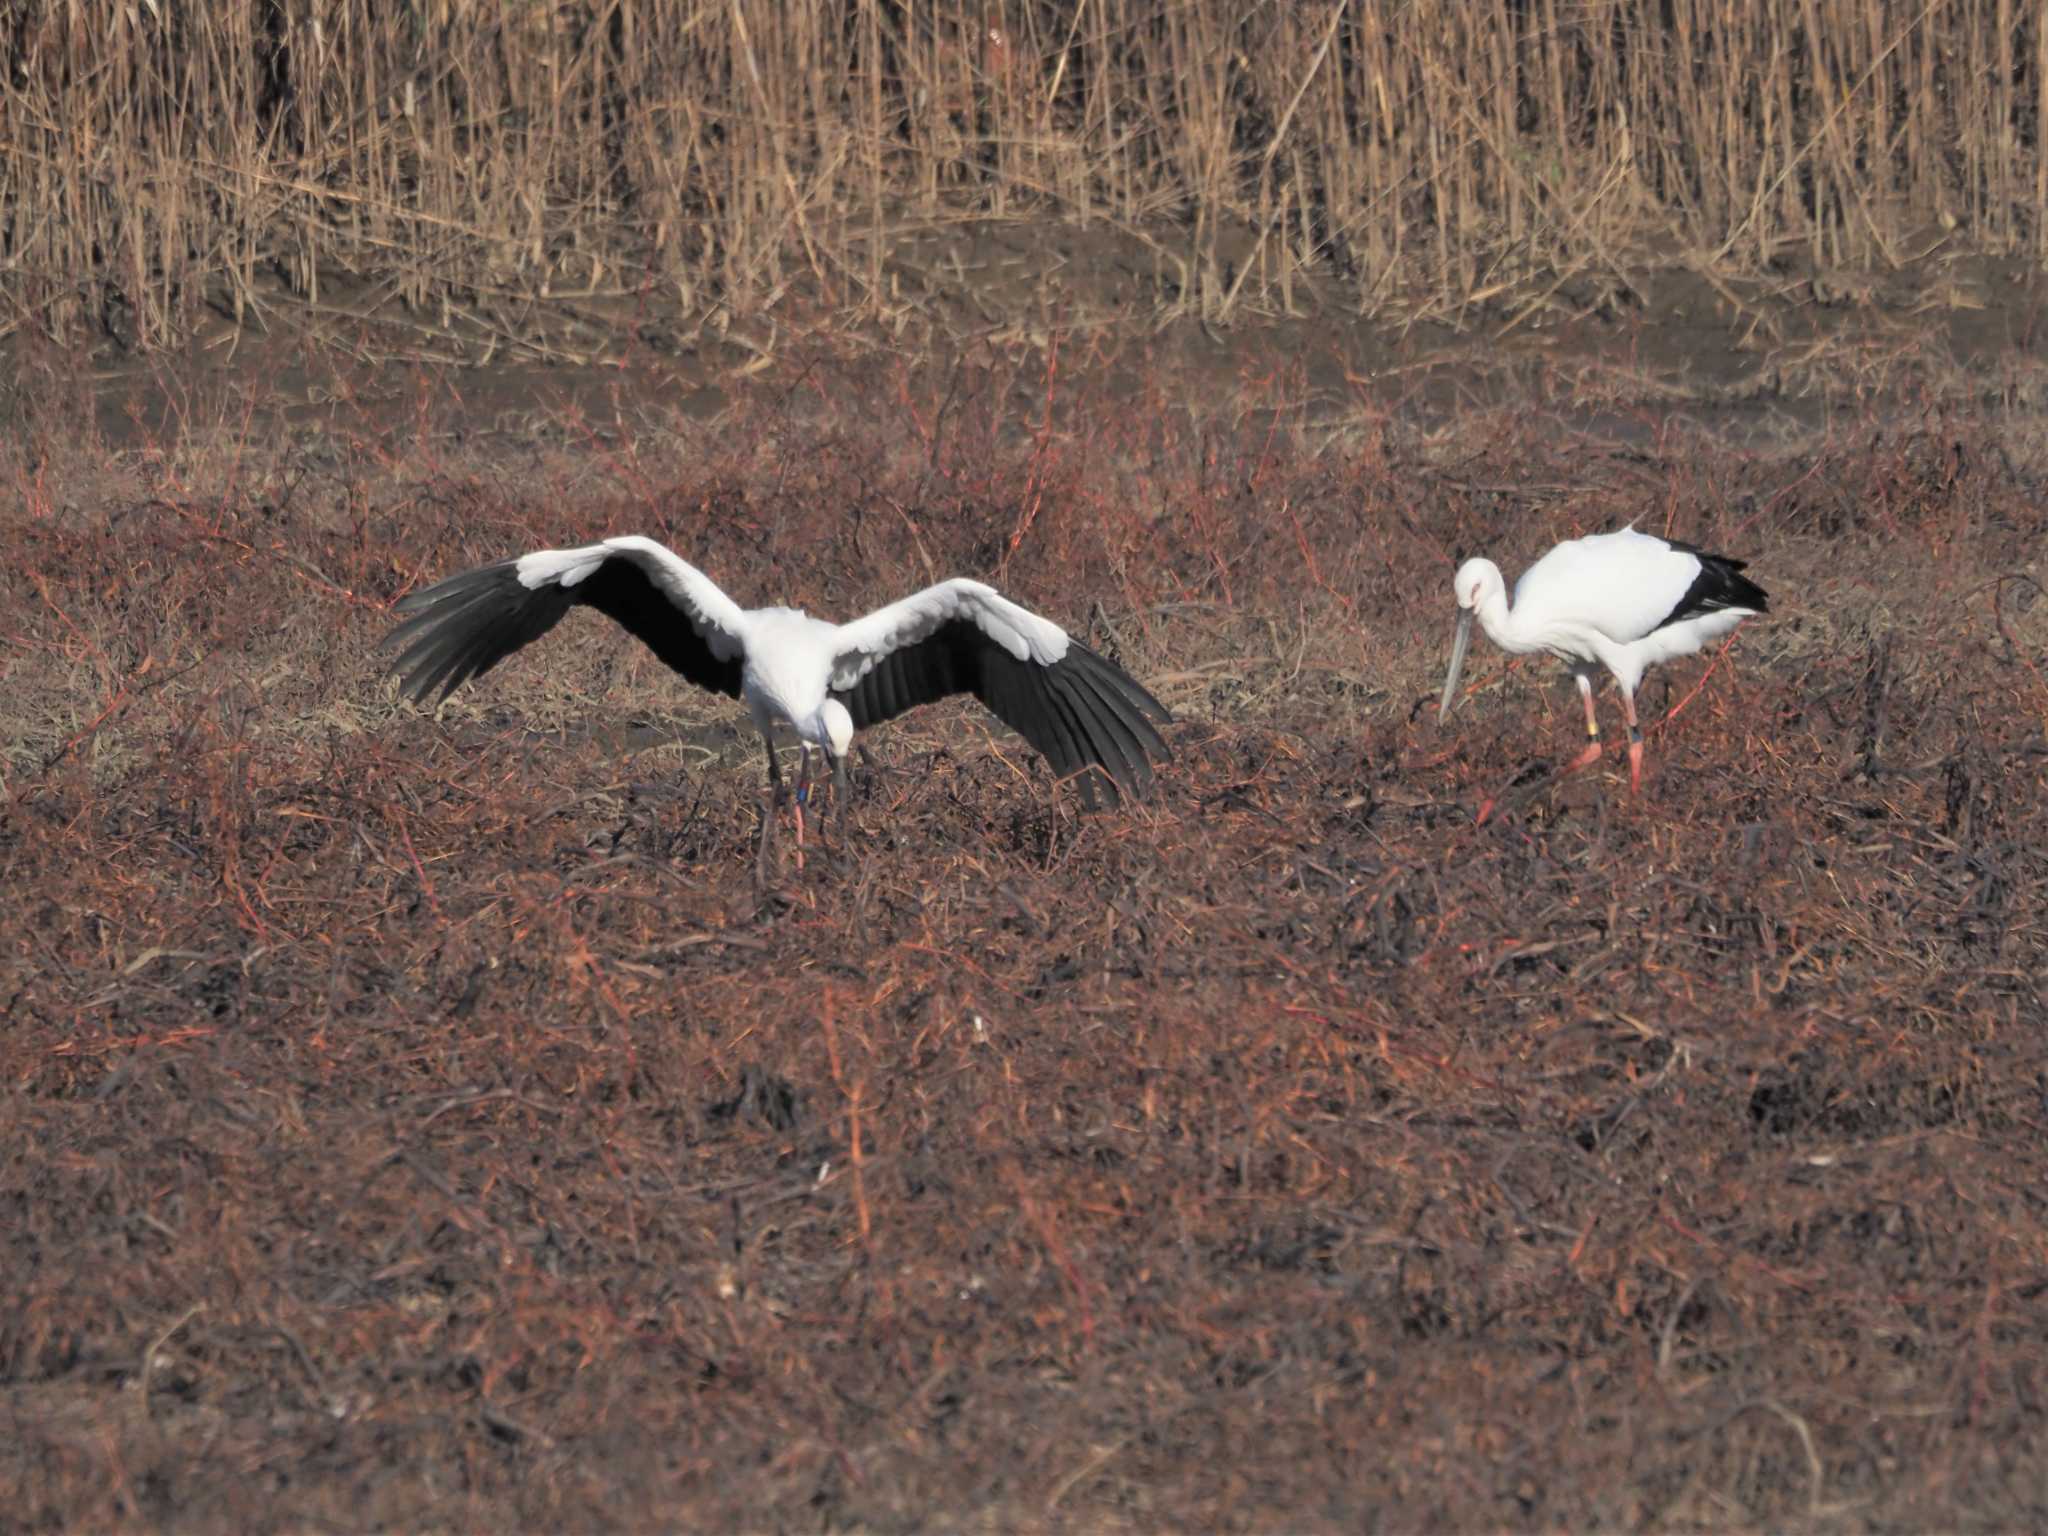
791, 747, 810, 871
1566, 673, 1603, 772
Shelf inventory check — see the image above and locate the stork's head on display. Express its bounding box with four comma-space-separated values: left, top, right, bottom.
1452, 557, 1505, 613
820, 698, 855, 760
1440, 558, 1505, 723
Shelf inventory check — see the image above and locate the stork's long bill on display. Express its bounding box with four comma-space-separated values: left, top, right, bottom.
1438, 610, 1474, 722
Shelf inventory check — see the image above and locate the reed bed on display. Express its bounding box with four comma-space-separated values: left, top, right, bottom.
4, 0, 2043, 349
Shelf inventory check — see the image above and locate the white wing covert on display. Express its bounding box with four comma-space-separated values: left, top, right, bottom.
386, 535, 750, 703
827, 578, 1068, 690
1511, 530, 1704, 646
824, 577, 1169, 807
524, 536, 753, 661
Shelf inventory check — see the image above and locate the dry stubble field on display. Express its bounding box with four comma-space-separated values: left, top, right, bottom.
4, 337, 2048, 1531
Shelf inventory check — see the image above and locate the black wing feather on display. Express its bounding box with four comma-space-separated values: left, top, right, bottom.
835, 621, 1172, 803
1048, 671, 1130, 794
983, 645, 1100, 801
958, 634, 1091, 797
388, 576, 574, 703
385, 555, 744, 705
1656, 539, 1771, 629
1066, 645, 1170, 771
1070, 639, 1174, 725
1058, 658, 1160, 792
1049, 668, 1135, 798
1034, 664, 1113, 808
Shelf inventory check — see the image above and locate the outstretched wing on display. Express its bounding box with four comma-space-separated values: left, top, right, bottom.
828, 579, 1172, 805
385, 535, 749, 704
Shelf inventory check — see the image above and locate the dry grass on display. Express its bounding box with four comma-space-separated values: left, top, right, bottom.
4, 0, 2045, 351
2, 339, 2046, 1529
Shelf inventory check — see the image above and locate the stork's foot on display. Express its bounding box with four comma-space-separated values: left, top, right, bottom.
1621, 700, 1645, 793
1566, 739, 1605, 774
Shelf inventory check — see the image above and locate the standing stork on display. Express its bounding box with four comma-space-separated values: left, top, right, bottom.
383, 536, 1172, 875
1436, 528, 1768, 791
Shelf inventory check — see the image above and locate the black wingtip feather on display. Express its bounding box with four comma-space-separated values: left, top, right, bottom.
389, 559, 522, 623
1043, 670, 1123, 806
825, 618, 1172, 809
1053, 661, 1152, 793
1658, 540, 1770, 627
1720, 562, 1770, 615
386, 569, 573, 704
383, 549, 745, 708
1066, 639, 1174, 728
1066, 648, 1171, 758
1016, 658, 1095, 802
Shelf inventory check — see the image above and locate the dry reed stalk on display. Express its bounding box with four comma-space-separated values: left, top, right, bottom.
0, 1, 2041, 349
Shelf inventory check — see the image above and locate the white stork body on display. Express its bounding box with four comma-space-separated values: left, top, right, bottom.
733, 606, 861, 759
384, 536, 1170, 873
1437, 528, 1768, 790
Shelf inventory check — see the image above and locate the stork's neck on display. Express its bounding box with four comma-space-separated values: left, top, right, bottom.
1472, 585, 1535, 654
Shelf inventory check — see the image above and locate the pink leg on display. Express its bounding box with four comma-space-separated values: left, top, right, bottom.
1565, 672, 1603, 773
791, 747, 810, 869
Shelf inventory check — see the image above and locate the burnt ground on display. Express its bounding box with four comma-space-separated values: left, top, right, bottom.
4, 290, 2048, 1531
